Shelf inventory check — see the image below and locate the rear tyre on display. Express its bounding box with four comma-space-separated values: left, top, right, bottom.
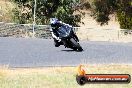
70, 38, 83, 51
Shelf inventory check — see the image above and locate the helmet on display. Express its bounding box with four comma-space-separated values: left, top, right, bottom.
50, 18, 62, 29
50, 18, 59, 25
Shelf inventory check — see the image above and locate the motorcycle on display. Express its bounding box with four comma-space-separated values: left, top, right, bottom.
57, 25, 83, 51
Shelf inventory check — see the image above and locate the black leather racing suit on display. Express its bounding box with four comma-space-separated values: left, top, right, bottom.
50, 22, 79, 47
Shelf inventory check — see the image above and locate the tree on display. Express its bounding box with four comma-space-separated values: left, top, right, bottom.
91, 0, 132, 29
12, 0, 33, 24
12, 0, 82, 26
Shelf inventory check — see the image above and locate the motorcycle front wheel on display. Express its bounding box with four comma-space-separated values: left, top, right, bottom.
70, 38, 83, 51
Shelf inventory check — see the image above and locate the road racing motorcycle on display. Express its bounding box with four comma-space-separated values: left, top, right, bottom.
57, 25, 83, 51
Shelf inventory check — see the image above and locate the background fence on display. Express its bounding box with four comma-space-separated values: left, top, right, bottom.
0, 22, 132, 42
0, 22, 52, 39
76, 27, 132, 42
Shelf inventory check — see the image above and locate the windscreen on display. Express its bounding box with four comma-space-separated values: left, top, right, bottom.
57, 25, 72, 38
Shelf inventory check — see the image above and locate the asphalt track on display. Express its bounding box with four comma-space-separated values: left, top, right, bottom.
0, 37, 132, 67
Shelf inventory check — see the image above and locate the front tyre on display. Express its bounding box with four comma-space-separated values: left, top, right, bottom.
70, 38, 83, 51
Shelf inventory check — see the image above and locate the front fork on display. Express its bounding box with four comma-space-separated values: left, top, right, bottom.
62, 38, 77, 48
73, 34, 79, 42
61, 39, 70, 48
61, 32, 79, 48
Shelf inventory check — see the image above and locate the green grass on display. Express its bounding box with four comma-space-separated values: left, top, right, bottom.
0, 65, 132, 88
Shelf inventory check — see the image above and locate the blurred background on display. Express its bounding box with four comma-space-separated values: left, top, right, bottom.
0, 0, 131, 41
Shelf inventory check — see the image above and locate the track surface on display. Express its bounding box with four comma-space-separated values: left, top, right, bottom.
0, 37, 132, 67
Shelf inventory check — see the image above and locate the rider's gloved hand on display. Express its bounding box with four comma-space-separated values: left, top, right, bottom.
56, 37, 61, 42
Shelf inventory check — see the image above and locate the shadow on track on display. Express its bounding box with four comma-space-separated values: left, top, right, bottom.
61, 49, 75, 52
61, 49, 84, 52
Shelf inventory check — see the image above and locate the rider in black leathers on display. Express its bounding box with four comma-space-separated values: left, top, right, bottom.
50, 18, 79, 47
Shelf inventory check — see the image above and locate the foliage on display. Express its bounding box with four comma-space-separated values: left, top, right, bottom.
12, 0, 82, 26
116, 0, 132, 29
92, 0, 132, 29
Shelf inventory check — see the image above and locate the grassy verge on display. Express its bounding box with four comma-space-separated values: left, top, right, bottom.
0, 64, 132, 88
